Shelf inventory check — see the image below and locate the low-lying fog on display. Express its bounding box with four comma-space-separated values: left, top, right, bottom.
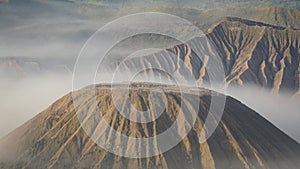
0, 74, 71, 137
227, 87, 300, 143
0, 73, 299, 143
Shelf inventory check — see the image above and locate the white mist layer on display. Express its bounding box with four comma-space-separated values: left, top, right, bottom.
0, 72, 299, 144
227, 87, 300, 143
0, 74, 71, 137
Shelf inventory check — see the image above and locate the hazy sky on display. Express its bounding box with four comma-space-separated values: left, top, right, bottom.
62, 0, 300, 9
0, 0, 117, 60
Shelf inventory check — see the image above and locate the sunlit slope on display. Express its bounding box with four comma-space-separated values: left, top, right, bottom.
208, 17, 300, 94
107, 17, 300, 94
0, 83, 299, 169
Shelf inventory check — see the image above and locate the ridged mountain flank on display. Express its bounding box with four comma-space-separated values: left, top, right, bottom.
208, 17, 300, 94
104, 17, 300, 95
0, 83, 299, 169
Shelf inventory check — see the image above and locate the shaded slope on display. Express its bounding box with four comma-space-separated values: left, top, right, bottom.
0, 83, 299, 169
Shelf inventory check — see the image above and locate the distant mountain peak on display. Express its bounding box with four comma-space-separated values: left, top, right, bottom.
203, 17, 300, 94
209, 16, 294, 33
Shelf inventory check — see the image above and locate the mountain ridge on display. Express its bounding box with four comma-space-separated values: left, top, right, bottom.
208, 16, 300, 94
102, 16, 300, 95
209, 16, 299, 31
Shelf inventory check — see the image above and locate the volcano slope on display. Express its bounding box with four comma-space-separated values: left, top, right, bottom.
104, 17, 300, 95
208, 17, 300, 94
0, 83, 299, 169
